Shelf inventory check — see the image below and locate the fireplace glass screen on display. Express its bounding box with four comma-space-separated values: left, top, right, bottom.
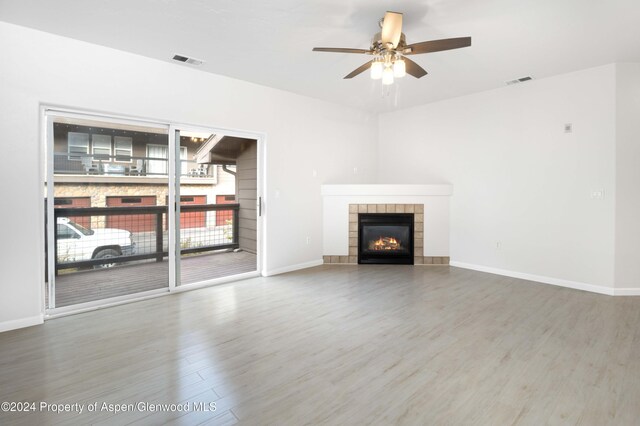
358, 213, 414, 264
361, 226, 410, 254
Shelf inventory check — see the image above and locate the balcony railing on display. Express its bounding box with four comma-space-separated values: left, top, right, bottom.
53, 152, 214, 178
49, 204, 239, 272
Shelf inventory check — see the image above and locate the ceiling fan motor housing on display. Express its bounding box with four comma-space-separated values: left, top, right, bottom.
372, 32, 407, 54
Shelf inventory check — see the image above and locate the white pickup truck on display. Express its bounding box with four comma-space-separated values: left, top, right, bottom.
56, 217, 136, 267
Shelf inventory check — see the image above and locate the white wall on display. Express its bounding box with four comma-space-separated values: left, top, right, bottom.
378, 65, 617, 290
0, 22, 377, 329
615, 63, 640, 291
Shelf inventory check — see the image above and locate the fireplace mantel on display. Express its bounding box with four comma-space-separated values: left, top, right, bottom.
321, 184, 453, 197
321, 184, 452, 265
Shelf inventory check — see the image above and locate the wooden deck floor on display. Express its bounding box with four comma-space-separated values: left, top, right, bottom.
50, 251, 256, 307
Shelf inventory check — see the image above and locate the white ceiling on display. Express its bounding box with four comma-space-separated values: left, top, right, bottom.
1, 0, 640, 112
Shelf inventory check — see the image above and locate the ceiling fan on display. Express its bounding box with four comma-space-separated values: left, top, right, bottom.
312, 11, 471, 85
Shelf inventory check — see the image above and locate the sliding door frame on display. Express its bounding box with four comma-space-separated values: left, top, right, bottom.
43, 108, 174, 316
170, 123, 264, 291
42, 106, 265, 317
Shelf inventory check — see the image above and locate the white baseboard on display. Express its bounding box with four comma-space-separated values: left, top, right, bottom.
0, 314, 44, 333
449, 261, 616, 296
263, 259, 324, 277
613, 287, 640, 296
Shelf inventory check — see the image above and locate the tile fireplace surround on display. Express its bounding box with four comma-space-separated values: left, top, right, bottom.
321, 185, 452, 265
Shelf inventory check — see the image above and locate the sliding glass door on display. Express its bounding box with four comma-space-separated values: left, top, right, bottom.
174, 127, 258, 286
44, 111, 261, 313
45, 112, 172, 311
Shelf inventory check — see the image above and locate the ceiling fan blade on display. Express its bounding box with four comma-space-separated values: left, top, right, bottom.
380, 11, 403, 48
403, 57, 428, 78
403, 37, 471, 55
344, 61, 373, 79
312, 47, 372, 54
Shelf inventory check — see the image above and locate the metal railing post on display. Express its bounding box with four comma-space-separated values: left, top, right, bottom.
156, 210, 164, 262
233, 207, 239, 245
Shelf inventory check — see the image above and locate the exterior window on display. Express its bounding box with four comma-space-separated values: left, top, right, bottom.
67, 132, 89, 160
114, 136, 133, 162
146, 144, 167, 175
92, 134, 112, 159
146, 144, 187, 175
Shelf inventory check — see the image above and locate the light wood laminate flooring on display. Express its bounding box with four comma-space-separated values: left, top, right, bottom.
1, 265, 639, 425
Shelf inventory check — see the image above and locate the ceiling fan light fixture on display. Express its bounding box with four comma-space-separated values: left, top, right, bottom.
382, 66, 394, 85
370, 60, 383, 80
393, 58, 406, 78
312, 11, 471, 84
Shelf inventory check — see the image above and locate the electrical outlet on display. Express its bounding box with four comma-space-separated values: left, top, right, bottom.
496, 241, 501, 249
306, 236, 311, 245
590, 189, 604, 200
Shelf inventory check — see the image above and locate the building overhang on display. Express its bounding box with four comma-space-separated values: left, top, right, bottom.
195, 135, 256, 165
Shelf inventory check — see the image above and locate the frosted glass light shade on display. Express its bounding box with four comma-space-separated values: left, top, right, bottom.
370, 61, 383, 80
393, 58, 406, 78
382, 66, 394, 85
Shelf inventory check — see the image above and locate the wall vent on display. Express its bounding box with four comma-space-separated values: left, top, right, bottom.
172, 54, 205, 66
506, 76, 533, 85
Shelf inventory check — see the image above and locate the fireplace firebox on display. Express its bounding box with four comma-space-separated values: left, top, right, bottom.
358, 213, 414, 264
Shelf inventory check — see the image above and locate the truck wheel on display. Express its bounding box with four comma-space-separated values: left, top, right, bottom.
93, 248, 120, 269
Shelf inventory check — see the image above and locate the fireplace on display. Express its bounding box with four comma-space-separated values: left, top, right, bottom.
358, 213, 414, 264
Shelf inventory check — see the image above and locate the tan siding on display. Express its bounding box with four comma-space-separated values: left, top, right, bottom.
239, 208, 256, 220
239, 220, 257, 231
236, 141, 257, 253
239, 189, 257, 199
237, 167, 257, 180
238, 199, 255, 210
238, 180, 256, 190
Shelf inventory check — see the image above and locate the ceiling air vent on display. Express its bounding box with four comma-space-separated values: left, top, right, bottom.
172, 54, 205, 66
506, 76, 533, 85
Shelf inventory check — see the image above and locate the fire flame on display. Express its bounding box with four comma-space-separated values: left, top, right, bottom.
371, 236, 401, 251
